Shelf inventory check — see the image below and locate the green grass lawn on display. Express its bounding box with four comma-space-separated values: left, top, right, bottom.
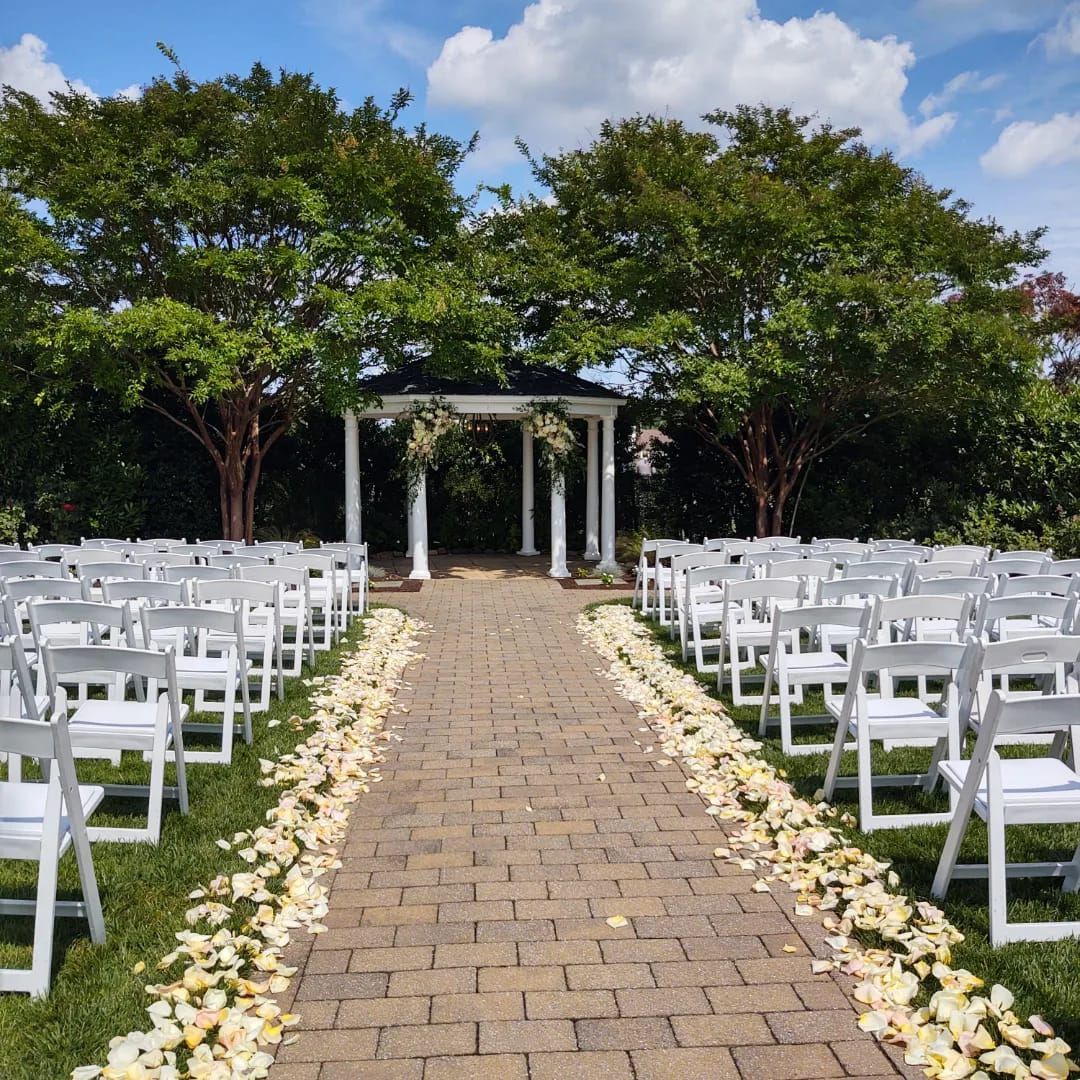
0, 619, 370, 1080
625, 604, 1080, 1047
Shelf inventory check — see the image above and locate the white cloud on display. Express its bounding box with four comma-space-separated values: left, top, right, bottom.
306, 0, 439, 66
0, 33, 94, 103
115, 82, 143, 101
918, 70, 1004, 118
980, 111, 1080, 177
1042, 1, 1080, 55
427, 0, 957, 168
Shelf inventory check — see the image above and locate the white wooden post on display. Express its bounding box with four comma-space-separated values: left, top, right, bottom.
344, 410, 362, 545
598, 414, 618, 572
409, 470, 430, 579
518, 425, 539, 556
549, 476, 569, 578
584, 417, 600, 560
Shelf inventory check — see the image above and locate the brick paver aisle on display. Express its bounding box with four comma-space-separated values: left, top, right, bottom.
273, 579, 907, 1080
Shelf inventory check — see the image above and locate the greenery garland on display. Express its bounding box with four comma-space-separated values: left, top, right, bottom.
400, 396, 458, 495
518, 398, 578, 486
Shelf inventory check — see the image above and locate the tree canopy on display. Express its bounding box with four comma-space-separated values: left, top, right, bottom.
486, 106, 1046, 533
0, 54, 507, 539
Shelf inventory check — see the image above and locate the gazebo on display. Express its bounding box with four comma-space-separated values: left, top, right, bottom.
343, 360, 626, 579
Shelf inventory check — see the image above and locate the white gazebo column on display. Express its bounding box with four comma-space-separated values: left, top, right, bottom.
344, 410, 362, 545
408, 471, 430, 579
549, 476, 569, 578
598, 415, 618, 572
518, 425, 539, 556
583, 418, 600, 560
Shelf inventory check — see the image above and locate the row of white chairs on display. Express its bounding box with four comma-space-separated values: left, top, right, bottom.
0, 537, 369, 996
634, 535, 1080, 946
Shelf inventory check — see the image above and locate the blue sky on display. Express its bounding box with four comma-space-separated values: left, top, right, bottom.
2, 0, 1079, 278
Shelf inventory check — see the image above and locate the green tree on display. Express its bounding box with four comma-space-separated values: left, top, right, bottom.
0, 53, 499, 540
491, 106, 1046, 535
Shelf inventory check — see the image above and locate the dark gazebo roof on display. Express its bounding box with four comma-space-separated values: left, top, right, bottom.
358, 359, 624, 401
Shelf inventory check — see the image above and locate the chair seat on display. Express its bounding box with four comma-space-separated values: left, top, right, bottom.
828, 696, 947, 739
769, 650, 848, 676
67, 700, 189, 744
0, 780, 104, 856
175, 656, 253, 683
939, 758, 1080, 817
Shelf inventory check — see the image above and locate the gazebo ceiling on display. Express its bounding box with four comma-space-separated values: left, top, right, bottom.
356, 359, 625, 419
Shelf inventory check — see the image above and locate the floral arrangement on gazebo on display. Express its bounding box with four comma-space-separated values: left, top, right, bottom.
402, 397, 458, 493
518, 398, 577, 484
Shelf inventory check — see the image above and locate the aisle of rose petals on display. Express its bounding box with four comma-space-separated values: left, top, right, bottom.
73, 607, 424, 1080
578, 604, 1077, 1080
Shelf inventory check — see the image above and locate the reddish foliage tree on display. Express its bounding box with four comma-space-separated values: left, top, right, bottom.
1020, 272, 1080, 387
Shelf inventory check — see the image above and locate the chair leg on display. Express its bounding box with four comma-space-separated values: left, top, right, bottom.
856, 724, 875, 831
822, 712, 849, 802
29, 837, 60, 998
986, 762, 1008, 946
757, 654, 775, 738
932, 790, 975, 899
172, 721, 189, 817
70, 821, 105, 945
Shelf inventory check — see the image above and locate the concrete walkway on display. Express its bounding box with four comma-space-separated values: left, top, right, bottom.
272, 577, 908, 1080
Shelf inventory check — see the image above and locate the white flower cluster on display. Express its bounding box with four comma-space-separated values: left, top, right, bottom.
73, 608, 424, 1080
578, 604, 1078, 1080
406, 404, 457, 467
526, 410, 575, 458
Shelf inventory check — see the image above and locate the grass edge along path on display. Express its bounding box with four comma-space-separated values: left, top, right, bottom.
578, 602, 1077, 1080
0, 606, 424, 1080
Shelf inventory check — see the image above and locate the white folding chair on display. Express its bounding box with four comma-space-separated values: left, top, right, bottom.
1050, 558, 1080, 577
985, 556, 1052, 582
141, 606, 252, 765
995, 574, 1075, 599
910, 575, 992, 602
193, 579, 282, 710
28, 600, 139, 708
79, 561, 146, 603
0, 703, 105, 996
932, 544, 992, 562
0, 551, 45, 565
932, 691, 1080, 944
682, 563, 751, 669
209, 553, 272, 572
321, 542, 369, 622
161, 564, 231, 600
652, 542, 704, 628
759, 536, 802, 549
0, 636, 48, 782
763, 557, 835, 601
40, 644, 189, 845
137, 538, 187, 553
27, 544, 80, 562
974, 593, 1075, 642
817, 577, 899, 646
822, 639, 971, 831
669, 551, 729, 643
276, 553, 337, 651
0, 560, 64, 582
758, 603, 870, 756
238, 565, 315, 674
955, 635, 1080, 752
633, 539, 675, 614
717, 578, 804, 704
744, 550, 801, 575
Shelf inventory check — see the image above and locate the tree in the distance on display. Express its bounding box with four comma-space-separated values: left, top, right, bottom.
0, 52, 500, 540
490, 106, 1046, 535
1021, 271, 1080, 388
